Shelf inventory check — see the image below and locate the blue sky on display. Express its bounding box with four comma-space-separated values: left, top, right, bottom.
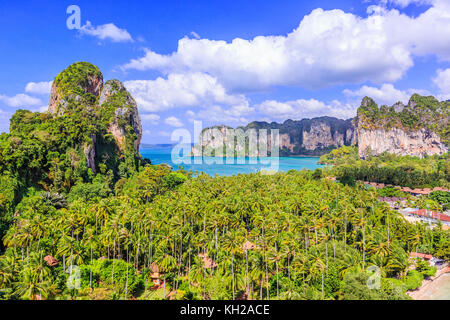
0, 0, 449, 143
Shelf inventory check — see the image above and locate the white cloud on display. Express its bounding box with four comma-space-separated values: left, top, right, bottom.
141, 113, 160, 124
377, 0, 433, 8
124, 73, 248, 112
0, 93, 42, 108
343, 83, 432, 105
343, 83, 409, 105
122, 2, 450, 91
164, 116, 184, 127
257, 99, 357, 121
25, 81, 52, 95
190, 31, 201, 39
433, 68, 450, 100
186, 104, 253, 124
79, 21, 133, 42
158, 131, 171, 137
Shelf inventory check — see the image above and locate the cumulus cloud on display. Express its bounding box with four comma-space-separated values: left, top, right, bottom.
377, 0, 433, 8
257, 99, 357, 121
124, 73, 248, 113
25, 81, 52, 95
433, 68, 450, 100
158, 131, 171, 137
186, 104, 253, 124
343, 84, 409, 105
164, 116, 184, 127
0, 93, 42, 108
343, 83, 432, 105
122, 1, 450, 91
79, 21, 133, 42
141, 113, 160, 124
190, 31, 201, 39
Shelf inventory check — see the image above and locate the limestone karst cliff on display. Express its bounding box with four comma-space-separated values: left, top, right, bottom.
192, 117, 356, 157
356, 94, 449, 159
98, 79, 142, 156
46, 62, 143, 175
192, 94, 448, 158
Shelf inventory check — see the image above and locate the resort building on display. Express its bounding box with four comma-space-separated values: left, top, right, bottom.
403, 209, 450, 227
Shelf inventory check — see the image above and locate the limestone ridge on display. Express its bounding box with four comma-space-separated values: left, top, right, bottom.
192, 94, 448, 158
356, 94, 449, 159
48, 62, 142, 174
192, 117, 356, 157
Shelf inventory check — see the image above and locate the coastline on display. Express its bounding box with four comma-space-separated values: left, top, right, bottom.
407, 266, 450, 300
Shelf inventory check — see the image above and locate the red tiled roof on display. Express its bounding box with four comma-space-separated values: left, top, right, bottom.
410, 252, 433, 260
410, 209, 450, 222
149, 262, 160, 273
44, 255, 59, 267
199, 253, 218, 269
243, 240, 256, 250
432, 187, 449, 192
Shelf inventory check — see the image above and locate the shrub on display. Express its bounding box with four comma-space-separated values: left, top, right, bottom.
405, 270, 424, 290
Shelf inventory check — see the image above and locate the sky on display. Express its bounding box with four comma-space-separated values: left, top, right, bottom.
0, 0, 449, 144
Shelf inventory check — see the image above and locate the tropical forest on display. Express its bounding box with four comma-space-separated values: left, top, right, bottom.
0, 62, 449, 301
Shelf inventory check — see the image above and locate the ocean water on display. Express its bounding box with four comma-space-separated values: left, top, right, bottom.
140, 145, 324, 176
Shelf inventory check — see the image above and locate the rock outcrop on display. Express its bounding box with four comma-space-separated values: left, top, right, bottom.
47, 62, 143, 174
83, 135, 97, 173
49, 62, 103, 116
357, 127, 447, 158
356, 94, 449, 159
99, 80, 142, 156
302, 120, 352, 151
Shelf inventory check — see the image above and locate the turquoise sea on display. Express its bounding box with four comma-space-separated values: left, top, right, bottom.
140, 144, 324, 176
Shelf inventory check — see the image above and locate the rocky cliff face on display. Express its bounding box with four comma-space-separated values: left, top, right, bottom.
192, 117, 355, 157
48, 62, 142, 174
99, 80, 142, 155
356, 95, 449, 159
357, 127, 447, 158
302, 120, 355, 151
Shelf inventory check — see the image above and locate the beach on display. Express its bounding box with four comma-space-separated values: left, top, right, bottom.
408, 266, 450, 300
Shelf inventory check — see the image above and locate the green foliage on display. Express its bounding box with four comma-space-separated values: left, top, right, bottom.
67, 177, 112, 203
340, 272, 409, 300
377, 187, 407, 198
1, 169, 448, 300
319, 146, 358, 165
429, 191, 450, 211
0, 173, 19, 242
312, 168, 323, 180
116, 165, 173, 202
79, 259, 144, 296
53, 61, 102, 106
434, 239, 450, 262
326, 147, 449, 189
415, 260, 437, 278
405, 270, 423, 291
